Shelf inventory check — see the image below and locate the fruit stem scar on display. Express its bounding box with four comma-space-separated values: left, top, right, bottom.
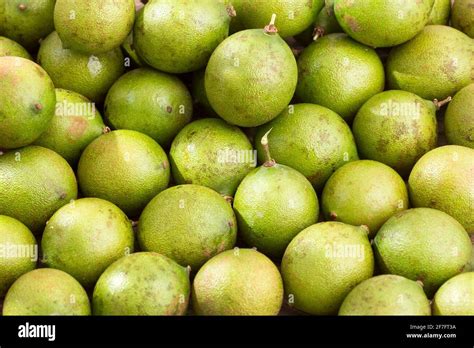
329, 212, 338, 220
223, 195, 234, 204
102, 126, 111, 134
264, 14, 278, 34
18, 3, 27, 11
261, 128, 276, 167
34, 103, 43, 111
226, 5, 236, 18
313, 26, 325, 41
433, 96, 452, 110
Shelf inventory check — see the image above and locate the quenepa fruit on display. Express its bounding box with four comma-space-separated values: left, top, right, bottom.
0, 36, 31, 59
444, 83, 474, 148
452, 0, 474, 38
432, 272, 474, 315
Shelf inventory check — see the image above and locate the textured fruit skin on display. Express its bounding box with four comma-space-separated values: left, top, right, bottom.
37, 31, 125, 102
281, 222, 374, 315
77, 130, 170, 218
34, 89, 105, 165
0, 56, 56, 149
192, 248, 283, 315
452, 0, 474, 38
3, 268, 90, 315
433, 272, 474, 315
0, 36, 31, 59
387, 25, 474, 101
105, 68, 193, 148
427, 0, 451, 25
233, 164, 319, 258
134, 0, 230, 73
138, 185, 237, 270
42, 198, 135, 288
322, 160, 409, 237
444, 83, 474, 148
0, 216, 37, 297
352, 90, 438, 177
93, 252, 190, 315
255, 104, 359, 191
296, 34, 384, 122
408, 146, 474, 234
339, 275, 431, 316
374, 208, 472, 297
54, 0, 135, 54
334, 0, 433, 47
170, 118, 255, 196
0, 146, 78, 233
205, 29, 297, 127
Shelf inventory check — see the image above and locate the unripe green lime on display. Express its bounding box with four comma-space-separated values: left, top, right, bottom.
0, 36, 31, 59
433, 272, 474, 315
444, 83, 474, 148
452, 0, 474, 38
427, 0, 451, 25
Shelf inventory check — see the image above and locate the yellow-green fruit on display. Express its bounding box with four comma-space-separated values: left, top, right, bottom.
37, 31, 125, 102
42, 198, 134, 288
339, 275, 431, 315
0, 56, 56, 149
281, 222, 374, 315
138, 185, 237, 270
444, 83, 474, 148
3, 268, 90, 315
427, 0, 451, 25
192, 248, 283, 315
352, 90, 438, 177
452, 0, 474, 38
374, 208, 472, 297
433, 272, 474, 315
54, 0, 135, 54
0, 36, 31, 59
387, 25, 473, 101
0, 146, 78, 233
77, 130, 170, 218
408, 146, 474, 234
121, 31, 147, 67
93, 252, 190, 315
0, 216, 37, 297
34, 89, 106, 165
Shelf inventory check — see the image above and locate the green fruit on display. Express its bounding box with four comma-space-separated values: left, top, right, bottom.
334, 0, 433, 47
121, 31, 147, 67
192, 248, 283, 315
34, 89, 106, 165
0, 215, 37, 297
282, 222, 374, 315
0, 146, 78, 233
433, 272, 474, 315
3, 268, 90, 315
0, 56, 56, 149
0, 36, 31, 59
105, 68, 193, 148
134, 0, 231, 73
339, 275, 431, 315
452, 0, 474, 38
205, 28, 297, 127
387, 25, 473, 101
191, 69, 219, 118
54, 0, 135, 54
463, 246, 474, 272
427, 0, 451, 25
315, 2, 343, 35
255, 104, 359, 191
170, 118, 255, 197
42, 198, 134, 288
38, 31, 125, 102
296, 33, 385, 122
408, 146, 474, 234
445, 83, 474, 148
374, 208, 472, 296
78, 130, 170, 218
138, 184, 237, 270
93, 252, 190, 315
352, 90, 438, 177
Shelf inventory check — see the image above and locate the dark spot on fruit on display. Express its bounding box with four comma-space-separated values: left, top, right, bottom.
166, 106, 173, 113
59, 192, 67, 200
34, 103, 43, 111
343, 15, 361, 32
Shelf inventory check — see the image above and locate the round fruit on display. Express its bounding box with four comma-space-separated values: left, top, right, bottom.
34, 89, 106, 165
339, 275, 431, 315
255, 104, 359, 190
0, 146, 78, 233
170, 118, 255, 197
3, 268, 90, 315
93, 252, 190, 315
452, 0, 474, 38
37, 31, 125, 102
0, 56, 56, 149
138, 184, 237, 270
0, 36, 31, 59
408, 146, 474, 234
42, 198, 135, 288
374, 208, 472, 296
77, 130, 170, 218
386, 25, 473, 101
134, 0, 231, 73
334, 0, 433, 47
427, 0, 451, 25
281, 222, 374, 315
105, 68, 193, 147
54, 0, 135, 54
205, 27, 298, 127
122, 32, 147, 67
444, 83, 474, 148
0, 215, 37, 296
433, 272, 474, 315
192, 248, 283, 315
352, 90, 438, 177
191, 69, 219, 118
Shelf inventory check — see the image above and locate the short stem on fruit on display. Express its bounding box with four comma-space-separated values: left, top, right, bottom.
313, 26, 325, 41
329, 212, 338, 220
226, 4, 236, 17
264, 14, 278, 34
223, 195, 234, 204
416, 279, 424, 288
102, 126, 111, 134
433, 96, 452, 110
261, 128, 276, 167
186, 265, 192, 276
131, 220, 138, 227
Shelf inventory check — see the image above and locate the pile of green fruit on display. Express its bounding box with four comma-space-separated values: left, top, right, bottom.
0, 0, 473, 316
